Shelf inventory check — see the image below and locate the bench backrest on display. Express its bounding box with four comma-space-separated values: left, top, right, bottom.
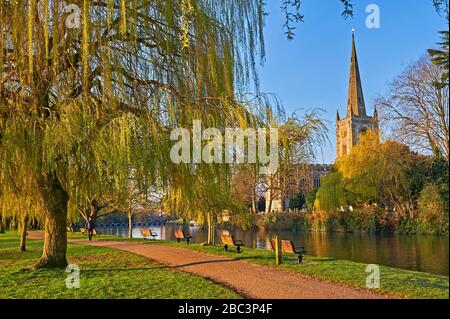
174, 230, 185, 239
221, 235, 235, 246
80, 228, 86, 234
281, 240, 295, 254
141, 229, 151, 237
93, 229, 99, 236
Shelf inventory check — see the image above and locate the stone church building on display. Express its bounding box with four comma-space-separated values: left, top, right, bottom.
336, 33, 379, 158
266, 33, 378, 212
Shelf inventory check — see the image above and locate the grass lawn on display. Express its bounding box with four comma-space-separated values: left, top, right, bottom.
62, 232, 449, 299
0, 232, 240, 299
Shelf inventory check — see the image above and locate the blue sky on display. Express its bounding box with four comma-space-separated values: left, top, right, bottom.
258, 0, 448, 164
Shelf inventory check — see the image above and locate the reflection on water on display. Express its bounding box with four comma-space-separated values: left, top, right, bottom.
98, 224, 449, 276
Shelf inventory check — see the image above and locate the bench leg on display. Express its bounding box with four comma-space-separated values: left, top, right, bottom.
298, 254, 303, 263
237, 245, 241, 253
186, 238, 190, 245
177, 238, 181, 243
224, 245, 228, 252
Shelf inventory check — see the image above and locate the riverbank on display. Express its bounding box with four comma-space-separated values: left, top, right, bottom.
98, 224, 449, 275
0, 232, 239, 299
33, 231, 450, 299
256, 210, 449, 235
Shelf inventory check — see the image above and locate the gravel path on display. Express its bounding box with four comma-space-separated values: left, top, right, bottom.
28, 232, 393, 299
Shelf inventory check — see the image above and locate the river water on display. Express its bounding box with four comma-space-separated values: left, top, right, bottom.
97, 224, 449, 276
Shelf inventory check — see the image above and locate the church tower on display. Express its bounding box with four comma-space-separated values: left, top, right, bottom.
336, 32, 378, 159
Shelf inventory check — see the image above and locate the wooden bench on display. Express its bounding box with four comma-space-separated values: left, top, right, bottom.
270, 239, 306, 263
80, 228, 87, 235
141, 228, 157, 240
221, 235, 244, 253
174, 230, 192, 244
67, 226, 74, 232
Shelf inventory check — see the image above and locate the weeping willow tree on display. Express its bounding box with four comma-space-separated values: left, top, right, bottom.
0, 0, 357, 268
1, 193, 43, 251
262, 110, 328, 213
163, 162, 249, 245
162, 96, 264, 245
0, 156, 44, 251
0, 0, 271, 268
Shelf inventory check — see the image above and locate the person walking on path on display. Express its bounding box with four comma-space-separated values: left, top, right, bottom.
86, 217, 95, 241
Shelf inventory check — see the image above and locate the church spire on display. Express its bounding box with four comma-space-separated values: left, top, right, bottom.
373, 106, 379, 128
346, 30, 366, 117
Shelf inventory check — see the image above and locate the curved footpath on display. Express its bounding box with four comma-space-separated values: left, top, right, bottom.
28, 232, 394, 299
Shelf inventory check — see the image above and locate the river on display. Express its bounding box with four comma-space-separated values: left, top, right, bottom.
97, 224, 449, 276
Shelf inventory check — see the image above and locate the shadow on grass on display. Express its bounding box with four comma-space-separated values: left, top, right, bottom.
228, 255, 274, 262
172, 259, 240, 268
79, 266, 168, 272
307, 257, 337, 262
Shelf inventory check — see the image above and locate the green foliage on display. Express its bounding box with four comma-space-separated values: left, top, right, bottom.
314, 131, 448, 235
279, 0, 353, 39
417, 184, 449, 235
432, 0, 449, 19
315, 172, 348, 212
305, 188, 317, 212
289, 192, 305, 210
431, 150, 450, 185
259, 211, 309, 231
334, 207, 388, 233
428, 30, 449, 86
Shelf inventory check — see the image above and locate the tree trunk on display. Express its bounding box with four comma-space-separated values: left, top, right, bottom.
128, 200, 133, 239
251, 187, 257, 214
207, 212, 212, 245
34, 173, 69, 269
207, 212, 215, 245
0, 211, 5, 233
128, 212, 133, 238
211, 212, 215, 244
267, 194, 273, 214
19, 214, 29, 251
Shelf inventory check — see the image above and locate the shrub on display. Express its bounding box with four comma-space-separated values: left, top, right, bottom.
417, 183, 449, 235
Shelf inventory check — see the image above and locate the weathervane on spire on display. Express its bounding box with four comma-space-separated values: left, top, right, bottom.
352, 28, 355, 37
